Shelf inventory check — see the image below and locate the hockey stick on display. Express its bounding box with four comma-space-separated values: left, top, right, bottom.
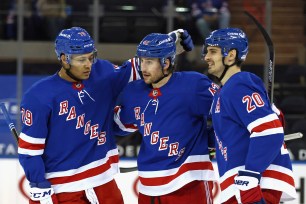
0, 103, 19, 144
0, 102, 138, 172
244, 11, 304, 142
119, 166, 138, 173
244, 11, 275, 103
284, 132, 303, 141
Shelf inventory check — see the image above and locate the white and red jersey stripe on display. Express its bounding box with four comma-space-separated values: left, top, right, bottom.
138, 155, 216, 196
219, 165, 296, 203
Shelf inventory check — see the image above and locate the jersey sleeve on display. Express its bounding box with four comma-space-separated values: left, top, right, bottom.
114, 87, 138, 135
193, 76, 218, 116
228, 78, 284, 173
18, 92, 51, 183
110, 57, 141, 97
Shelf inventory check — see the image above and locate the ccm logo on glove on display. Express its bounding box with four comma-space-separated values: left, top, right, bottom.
30, 188, 53, 199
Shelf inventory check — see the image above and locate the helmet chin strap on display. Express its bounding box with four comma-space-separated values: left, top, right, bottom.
217, 57, 236, 82
153, 70, 168, 85
152, 62, 173, 85
59, 55, 83, 82
64, 64, 83, 82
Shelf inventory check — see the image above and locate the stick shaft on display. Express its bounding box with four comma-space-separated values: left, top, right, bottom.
244, 11, 275, 103
119, 167, 138, 173
284, 132, 303, 141
0, 103, 19, 143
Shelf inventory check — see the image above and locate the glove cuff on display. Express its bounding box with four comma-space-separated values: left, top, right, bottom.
238, 169, 261, 180
30, 180, 52, 188
168, 29, 184, 43
235, 170, 261, 191
30, 181, 55, 202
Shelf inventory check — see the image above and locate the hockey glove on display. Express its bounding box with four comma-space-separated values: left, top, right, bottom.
234, 170, 266, 204
168, 29, 194, 54
271, 103, 285, 128
208, 147, 216, 160
30, 181, 58, 204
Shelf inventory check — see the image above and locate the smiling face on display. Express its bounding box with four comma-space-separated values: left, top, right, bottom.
204, 46, 225, 78
60, 52, 96, 82
204, 45, 241, 85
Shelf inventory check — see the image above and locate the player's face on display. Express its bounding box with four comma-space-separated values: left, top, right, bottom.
69, 52, 95, 80
140, 57, 164, 84
204, 46, 225, 78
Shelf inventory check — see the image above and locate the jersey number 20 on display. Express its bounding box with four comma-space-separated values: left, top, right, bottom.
242, 92, 264, 113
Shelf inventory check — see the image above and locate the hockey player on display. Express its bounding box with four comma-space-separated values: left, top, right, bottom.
203, 28, 297, 203
18, 27, 194, 204
114, 33, 218, 204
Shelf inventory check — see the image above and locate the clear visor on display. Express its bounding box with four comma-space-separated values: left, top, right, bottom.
136, 56, 166, 69
69, 49, 98, 65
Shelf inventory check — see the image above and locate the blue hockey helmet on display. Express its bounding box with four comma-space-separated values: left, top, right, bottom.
55, 27, 97, 64
136, 33, 176, 67
204, 28, 248, 61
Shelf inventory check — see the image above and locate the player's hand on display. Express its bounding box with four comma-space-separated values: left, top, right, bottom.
271, 103, 285, 128
30, 181, 58, 204
168, 29, 194, 54
234, 170, 265, 204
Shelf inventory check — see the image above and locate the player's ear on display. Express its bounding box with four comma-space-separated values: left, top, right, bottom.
163, 59, 171, 73
229, 49, 237, 59
61, 54, 69, 65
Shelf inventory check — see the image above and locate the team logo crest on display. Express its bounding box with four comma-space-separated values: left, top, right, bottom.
78, 32, 87, 36
113, 64, 119, 69
149, 88, 162, 99
152, 90, 158, 96
143, 40, 150, 45
72, 82, 84, 91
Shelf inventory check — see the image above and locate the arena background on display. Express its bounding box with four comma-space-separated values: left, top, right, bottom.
0, 0, 306, 203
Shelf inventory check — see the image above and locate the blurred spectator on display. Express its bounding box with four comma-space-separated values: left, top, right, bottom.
24, 0, 46, 40
188, 0, 230, 39
5, 0, 38, 40
36, 0, 67, 40
5, 0, 17, 40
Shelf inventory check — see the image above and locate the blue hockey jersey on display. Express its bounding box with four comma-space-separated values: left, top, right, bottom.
18, 58, 140, 193
114, 71, 218, 196
211, 72, 296, 202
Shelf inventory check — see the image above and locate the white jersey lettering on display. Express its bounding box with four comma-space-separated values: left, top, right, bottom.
159, 137, 169, 151
59, 101, 68, 115
151, 131, 159, 144
66, 106, 76, 121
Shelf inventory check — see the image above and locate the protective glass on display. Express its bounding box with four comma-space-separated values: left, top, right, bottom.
70, 50, 97, 65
